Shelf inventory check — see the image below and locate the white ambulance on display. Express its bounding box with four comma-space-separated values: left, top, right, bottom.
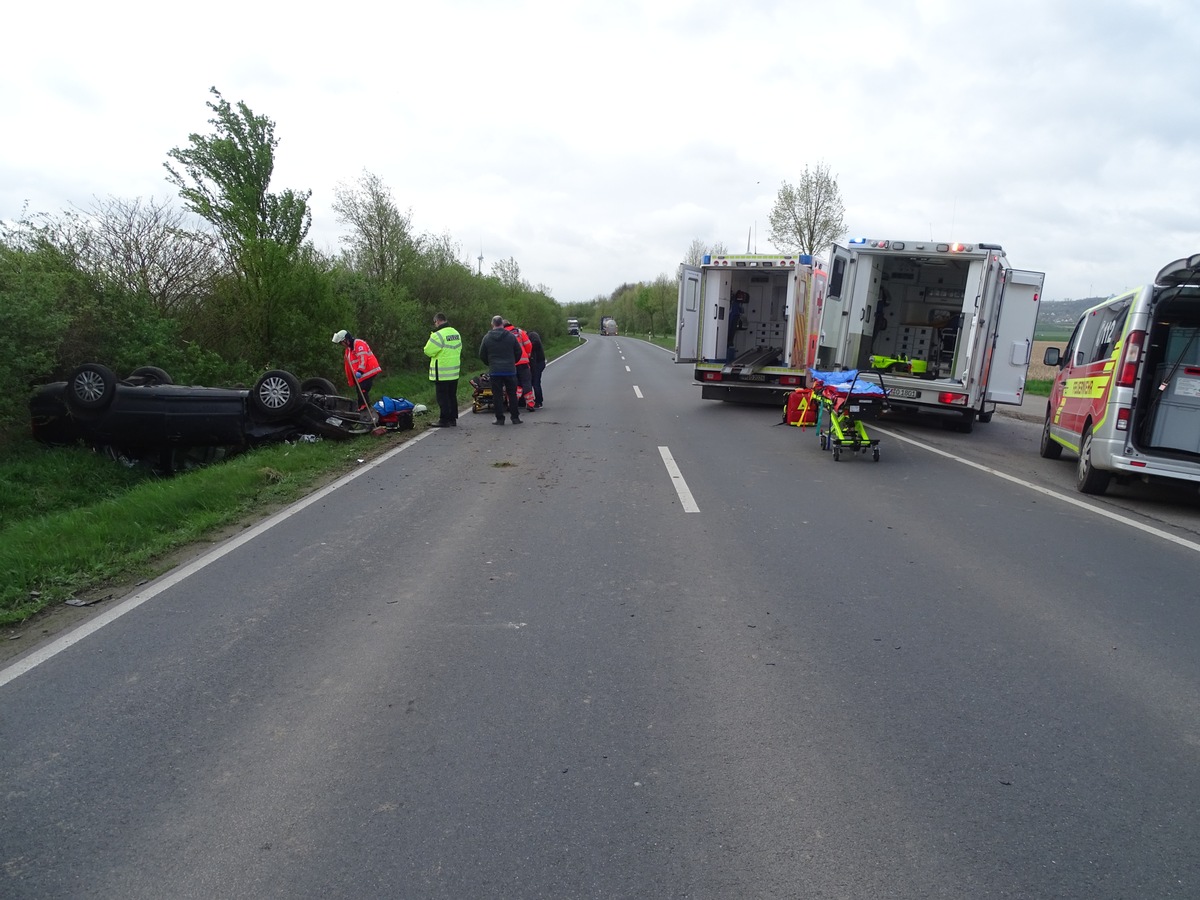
675, 253, 825, 403
817, 238, 1044, 432
1040, 252, 1200, 494
676, 240, 1044, 432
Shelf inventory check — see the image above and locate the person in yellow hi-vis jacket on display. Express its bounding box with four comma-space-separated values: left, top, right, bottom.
423, 312, 463, 427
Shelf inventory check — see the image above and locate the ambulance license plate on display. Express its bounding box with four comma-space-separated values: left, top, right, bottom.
742, 374, 766, 382
890, 387, 919, 399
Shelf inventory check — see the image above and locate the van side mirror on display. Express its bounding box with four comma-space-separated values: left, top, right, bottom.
1043, 347, 1061, 367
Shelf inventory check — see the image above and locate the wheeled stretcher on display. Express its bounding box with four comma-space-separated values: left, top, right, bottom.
469, 373, 494, 414
809, 369, 889, 462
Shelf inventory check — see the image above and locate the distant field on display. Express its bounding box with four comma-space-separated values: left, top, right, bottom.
1028, 340, 1062, 382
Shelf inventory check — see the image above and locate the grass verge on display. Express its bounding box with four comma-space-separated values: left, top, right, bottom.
0, 436, 399, 625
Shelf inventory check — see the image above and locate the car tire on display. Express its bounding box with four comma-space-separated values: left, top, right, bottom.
300, 377, 338, 396
128, 366, 173, 386
1076, 424, 1111, 495
66, 363, 117, 412
1039, 410, 1063, 460
251, 369, 303, 420
977, 408, 994, 424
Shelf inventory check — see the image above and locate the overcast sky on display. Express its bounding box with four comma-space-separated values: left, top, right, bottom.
4, 0, 1196, 304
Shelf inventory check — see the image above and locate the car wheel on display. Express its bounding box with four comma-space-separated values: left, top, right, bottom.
67, 363, 117, 412
957, 410, 975, 433
300, 377, 338, 396
251, 370, 303, 420
128, 366, 173, 386
977, 408, 994, 424
1076, 424, 1111, 495
1039, 410, 1063, 460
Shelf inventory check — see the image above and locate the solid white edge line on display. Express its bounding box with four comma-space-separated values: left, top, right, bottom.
659, 446, 700, 513
0, 431, 437, 690
873, 425, 1200, 554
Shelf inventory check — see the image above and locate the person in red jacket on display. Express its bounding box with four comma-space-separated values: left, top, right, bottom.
503, 320, 535, 411
332, 329, 382, 407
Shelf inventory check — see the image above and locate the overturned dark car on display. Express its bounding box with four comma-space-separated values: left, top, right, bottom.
29, 363, 378, 467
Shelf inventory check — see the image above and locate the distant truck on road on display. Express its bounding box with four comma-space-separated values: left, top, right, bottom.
600, 317, 618, 336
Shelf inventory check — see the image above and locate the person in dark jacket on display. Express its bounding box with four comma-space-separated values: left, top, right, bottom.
478, 315, 523, 424
527, 329, 546, 408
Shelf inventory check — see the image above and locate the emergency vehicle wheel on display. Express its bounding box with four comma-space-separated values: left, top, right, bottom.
1039, 413, 1063, 460
1076, 425, 1111, 495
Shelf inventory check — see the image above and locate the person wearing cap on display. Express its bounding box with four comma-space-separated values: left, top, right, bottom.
478, 315, 522, 424
423, 312, 462, 427
503, 320, 534, 411
332, 329, 382, 408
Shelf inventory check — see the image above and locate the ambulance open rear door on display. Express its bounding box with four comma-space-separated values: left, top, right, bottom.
676, 264, 702, 362
984, 268, 1045, 404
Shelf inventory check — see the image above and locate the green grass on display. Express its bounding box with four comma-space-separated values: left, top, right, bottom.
0, 436, 389, 625
1024, 379, 1053, 396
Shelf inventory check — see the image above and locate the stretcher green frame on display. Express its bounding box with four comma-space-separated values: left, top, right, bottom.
814, 374, 889, 462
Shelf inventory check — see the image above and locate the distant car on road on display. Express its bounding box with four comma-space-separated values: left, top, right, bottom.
29, 362, 376, 469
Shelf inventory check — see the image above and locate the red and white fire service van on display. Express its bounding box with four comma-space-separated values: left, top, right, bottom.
1040, 252, 1200, 494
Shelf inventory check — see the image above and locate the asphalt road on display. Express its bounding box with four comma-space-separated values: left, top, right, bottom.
2, 337, 1199, 899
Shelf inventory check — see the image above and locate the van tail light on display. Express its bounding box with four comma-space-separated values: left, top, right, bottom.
702, 371, 723, 381
938, 392, 967, 406
1117, 330, 1145, 387
1116, 407, 1131, 431
779, 375, 802, 386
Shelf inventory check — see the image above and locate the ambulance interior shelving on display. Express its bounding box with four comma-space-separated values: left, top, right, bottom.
716, 268, 794, 367
819, 254, 976, 380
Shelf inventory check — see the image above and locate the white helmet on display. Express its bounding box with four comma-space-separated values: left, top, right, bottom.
331, 329, 348, 343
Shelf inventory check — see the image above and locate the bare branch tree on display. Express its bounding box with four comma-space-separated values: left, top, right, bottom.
80, 196, 220, 321
331, 170, 418, 284
683, 238, 731, 266
491, 256, 526, 292
767, 162, 847, 257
